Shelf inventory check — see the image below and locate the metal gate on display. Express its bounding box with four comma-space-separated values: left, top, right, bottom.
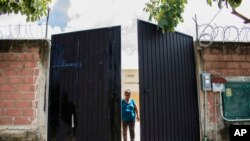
48, 26, 121, 141
138, 20, 200, 141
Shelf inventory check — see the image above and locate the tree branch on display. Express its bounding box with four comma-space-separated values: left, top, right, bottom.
231, 8, 250, 24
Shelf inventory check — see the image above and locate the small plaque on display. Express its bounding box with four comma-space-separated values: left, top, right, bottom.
226, 88, 232, 97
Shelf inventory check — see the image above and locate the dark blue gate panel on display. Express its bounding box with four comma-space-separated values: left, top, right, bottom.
48, 26, 121, 141
138, 20, 200, 141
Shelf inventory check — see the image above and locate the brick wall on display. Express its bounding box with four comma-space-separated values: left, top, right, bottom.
0, 40, 49, 141
203, 44, 250, 76
198, 42, 250, 141
0, 50, 39, 125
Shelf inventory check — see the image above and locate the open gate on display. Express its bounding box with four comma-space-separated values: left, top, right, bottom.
138, 20, 200, 141
48, 26, 121, 141
48, 20, 200, 141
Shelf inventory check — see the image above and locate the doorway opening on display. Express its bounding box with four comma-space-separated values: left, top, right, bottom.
121, 69, 140, 141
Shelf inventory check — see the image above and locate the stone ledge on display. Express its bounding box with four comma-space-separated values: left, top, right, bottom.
0, 131, 40, 141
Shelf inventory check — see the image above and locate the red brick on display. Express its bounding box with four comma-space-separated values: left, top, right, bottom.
0, 54, 4, 61
217, 55, 233, 61
246, 56, 250, 61
207, 92, 218, 123
0, 77, 8, 84
210, 48, 222, 54
207, 92, 215, 106
23, 77, 34, 84
232, 55, 246, 61
8, 54, 19, 61
8, 77, 22, 84
240, 62, 250, 69
14, 117, 31, 125
246, 48, 250, 54
208, 103, 215, 113
0, 93, 5, 100
33, 54, 40, 61
209, 106, 216, 123
9, 62, 24, 69
239, 69, 250, 76
220, 69, 249, 76
0, 53, 19, 61
0, 109, 5, 116
0, 100, 13, 108
0, 62, 9, 68
24, 62, 37, 68
3, 69, 16, 76
203, 54, 218, 61
204, 62, 213, 70
6, 93, 21, 100
218, 62, 227, 68
16, 69, 34, 76
204, 54, 234, 62
29, 48, 39, 54
0, 85, 14, 92
4, 68, 34, 76
22, 109, 34, 117
6, 109, 21, 116
226, 62, 240, 69
206, 62, 228, 69
208, 102, 220, 123
235, 69, 249, 75
227, 47, 241, 54
19, 53, 34, 61
22, 93, 35, 100
15, 84, 35, 92
203, 48, 210, 54
15, 101, 32, 108
0, 53, 4, 58
219, 69, 233, 76
0, 117, 12, 125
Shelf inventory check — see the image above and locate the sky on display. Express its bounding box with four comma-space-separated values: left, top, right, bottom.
0, 0, 250, 69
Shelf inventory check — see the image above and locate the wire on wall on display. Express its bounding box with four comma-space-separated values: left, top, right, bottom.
0, 24, 46, 39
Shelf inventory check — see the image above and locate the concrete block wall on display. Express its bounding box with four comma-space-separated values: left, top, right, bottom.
0, 40, 49, 141
197, 42, 250, 141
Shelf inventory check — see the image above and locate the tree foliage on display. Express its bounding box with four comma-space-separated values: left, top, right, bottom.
144, 0, 187, 32
0, 0, 51, 21
144, 0, 245, 32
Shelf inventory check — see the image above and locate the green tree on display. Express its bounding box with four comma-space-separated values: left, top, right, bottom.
144, 0, 249, 32
0, 0, 51, 21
